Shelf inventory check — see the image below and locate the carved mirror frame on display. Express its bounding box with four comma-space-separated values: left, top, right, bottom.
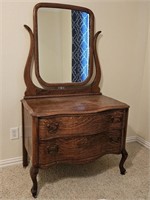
24, 3, 101, 98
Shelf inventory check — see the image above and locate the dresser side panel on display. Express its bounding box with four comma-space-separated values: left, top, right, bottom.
23, 107, 32, 158
121, 108, 129, 149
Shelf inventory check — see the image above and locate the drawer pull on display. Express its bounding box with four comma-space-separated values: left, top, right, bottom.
47, 145, 59, 155
111, 117, 121, 123
109, 136, 120, 143
45, 121, 59, 133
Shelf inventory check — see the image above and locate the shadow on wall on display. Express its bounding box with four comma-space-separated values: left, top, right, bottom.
127, 125, 138, 138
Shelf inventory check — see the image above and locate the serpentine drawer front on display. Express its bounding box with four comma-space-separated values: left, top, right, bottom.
39, 110, 124, 140
38, 109, 125, 167
39, 130, 122, 166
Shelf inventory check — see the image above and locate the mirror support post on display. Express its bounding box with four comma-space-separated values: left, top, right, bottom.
24, 25, 44, 97
91, 31, 102, 94
24, 25, 37, 96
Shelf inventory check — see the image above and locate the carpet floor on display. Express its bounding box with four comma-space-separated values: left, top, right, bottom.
0, 142, 150, 200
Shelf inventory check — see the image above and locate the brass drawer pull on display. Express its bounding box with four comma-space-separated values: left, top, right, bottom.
47, 145, 59, 155
45, 122, 59, 133
111, 116, 121, 123
109, 136, 120, 143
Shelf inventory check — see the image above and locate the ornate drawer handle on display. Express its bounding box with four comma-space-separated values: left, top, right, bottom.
111, 117, 121, 123
47, 145, 59, 155
109, 136, 120, 143
46, 122, 59, 133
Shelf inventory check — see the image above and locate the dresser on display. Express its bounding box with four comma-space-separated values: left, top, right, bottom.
22, 3, 129, 198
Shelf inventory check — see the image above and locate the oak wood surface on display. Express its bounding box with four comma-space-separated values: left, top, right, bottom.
39, 131, 122, 166
22, 95, 129, 117
39, 110, 124, 140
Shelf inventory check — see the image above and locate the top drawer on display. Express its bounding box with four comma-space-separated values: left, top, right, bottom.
39, 109, 124, 140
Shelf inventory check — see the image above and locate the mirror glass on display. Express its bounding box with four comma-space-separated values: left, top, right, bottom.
37, 7, 90, 83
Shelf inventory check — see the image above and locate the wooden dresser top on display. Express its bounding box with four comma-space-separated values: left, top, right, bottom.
22, 95, 129, 117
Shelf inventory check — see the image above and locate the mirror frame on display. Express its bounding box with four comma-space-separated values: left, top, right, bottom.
33, 3, 95, 88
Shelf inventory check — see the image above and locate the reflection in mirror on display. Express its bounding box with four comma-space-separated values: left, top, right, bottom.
37, 8, 89, 83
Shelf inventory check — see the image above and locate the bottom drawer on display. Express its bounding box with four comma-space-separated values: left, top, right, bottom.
39, 131, 122, 166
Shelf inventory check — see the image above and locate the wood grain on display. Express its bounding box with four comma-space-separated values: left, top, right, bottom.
39, 110, 124, 140
22, 95, 129, 117
39, 131, 122, 166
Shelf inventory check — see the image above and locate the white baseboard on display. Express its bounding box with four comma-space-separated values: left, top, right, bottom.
0, 136, 149, 168
0, 156, 22, 168
136, 136, 150, 149
126, 135, 150, 149
126, 136, 137, 143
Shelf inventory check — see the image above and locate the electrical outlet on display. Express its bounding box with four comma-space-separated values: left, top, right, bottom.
10, 127, 19, 140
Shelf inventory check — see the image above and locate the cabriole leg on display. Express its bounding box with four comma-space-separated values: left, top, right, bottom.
119, 149, 128, 175
30, 166, 39, 198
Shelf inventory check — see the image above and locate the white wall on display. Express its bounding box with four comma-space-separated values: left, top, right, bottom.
93, 1, 150, 139
0, 1, 2, 160
137, 8, 150, 143
1, 0, 150, 160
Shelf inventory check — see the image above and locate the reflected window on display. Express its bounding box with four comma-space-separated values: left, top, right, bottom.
72, 11, 89, 82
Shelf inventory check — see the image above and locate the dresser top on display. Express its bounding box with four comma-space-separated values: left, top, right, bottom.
22, 95, 129, 117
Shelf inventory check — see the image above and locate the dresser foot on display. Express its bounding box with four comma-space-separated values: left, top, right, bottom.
119, 149, 128, 175
30, 166, 39, 198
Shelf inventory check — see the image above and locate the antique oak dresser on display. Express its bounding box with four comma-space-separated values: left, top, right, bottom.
22, 3, 129, 197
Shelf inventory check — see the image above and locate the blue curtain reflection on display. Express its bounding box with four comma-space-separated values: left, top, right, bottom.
72, 11, 89, 82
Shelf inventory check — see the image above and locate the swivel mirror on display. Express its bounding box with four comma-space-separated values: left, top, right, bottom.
23, 3, 101, 96
37, 7, 90, 84
34, 3, 95, 89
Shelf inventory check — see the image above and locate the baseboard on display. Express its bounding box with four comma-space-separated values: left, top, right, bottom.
0, 136, 149, 168
126, 135, 150, 149
136, 136, 150, 149
0, 156, 22, 168
126, 136, 137, 143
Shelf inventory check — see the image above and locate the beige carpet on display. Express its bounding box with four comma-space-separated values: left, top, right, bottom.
0, 142, 150, 200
